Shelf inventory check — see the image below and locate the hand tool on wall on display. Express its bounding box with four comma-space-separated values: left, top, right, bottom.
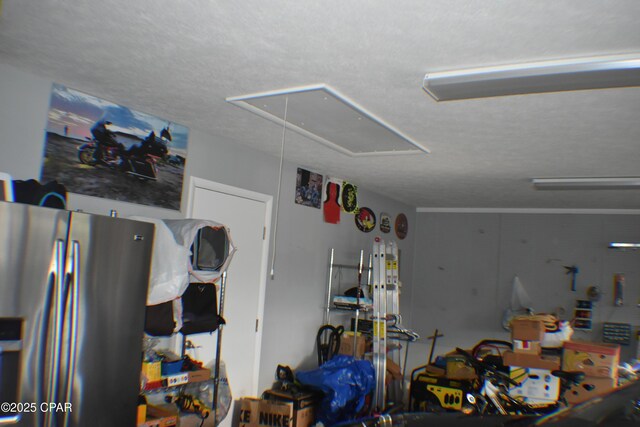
564, 265, 579, 291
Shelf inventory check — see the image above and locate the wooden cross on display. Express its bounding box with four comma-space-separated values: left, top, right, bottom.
427, 328, 444, 365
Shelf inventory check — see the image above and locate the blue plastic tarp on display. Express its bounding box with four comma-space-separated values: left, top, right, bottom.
296, 355, 375, 426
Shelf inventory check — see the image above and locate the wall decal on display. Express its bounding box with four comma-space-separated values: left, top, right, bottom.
379, 212, 391, 233
323, 177, 342, 224
40, 83, 189, 210
355, 207, 376, 232
395, 213, 408, 239
341, 181, 358, 214
295, 167, 323, 209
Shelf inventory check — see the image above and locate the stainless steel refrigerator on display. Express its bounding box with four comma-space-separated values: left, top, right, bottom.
0, 201, 154, 426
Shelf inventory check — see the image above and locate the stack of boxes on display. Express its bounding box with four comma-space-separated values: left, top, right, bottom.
503, 318, 562, 405
561, 340, 620, 404
503, 318, 622, 406
503, 318, 561, 370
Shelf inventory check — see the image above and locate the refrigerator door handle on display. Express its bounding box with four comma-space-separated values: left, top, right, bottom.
35, 268, 56, 426
62, 241, 80, 427
43, 239, 67, 427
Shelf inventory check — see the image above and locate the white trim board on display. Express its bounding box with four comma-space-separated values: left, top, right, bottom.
416, 207, 640, 215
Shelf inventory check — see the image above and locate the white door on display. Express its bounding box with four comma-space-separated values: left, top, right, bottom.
186, 177, 271, 427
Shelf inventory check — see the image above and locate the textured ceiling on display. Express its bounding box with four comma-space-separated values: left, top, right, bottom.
0, 1, 639, 210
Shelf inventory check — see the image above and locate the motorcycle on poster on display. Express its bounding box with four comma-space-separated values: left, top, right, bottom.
78, 119, 171, 181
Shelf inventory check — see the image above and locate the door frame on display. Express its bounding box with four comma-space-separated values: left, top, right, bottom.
186, 176, 272, 395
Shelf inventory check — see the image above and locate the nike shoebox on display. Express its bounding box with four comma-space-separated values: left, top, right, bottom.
239, 396, 315, 427
562, 340, 620, 379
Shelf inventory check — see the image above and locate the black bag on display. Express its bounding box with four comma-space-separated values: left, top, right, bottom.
12, 179, 67, 209
180, 283, 224, 335
144, 301, 176, 336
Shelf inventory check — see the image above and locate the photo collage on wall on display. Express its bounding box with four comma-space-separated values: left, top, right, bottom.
294, 167, 408, 239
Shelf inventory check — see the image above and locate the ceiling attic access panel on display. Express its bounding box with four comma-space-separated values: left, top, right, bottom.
226, 85, 429, 157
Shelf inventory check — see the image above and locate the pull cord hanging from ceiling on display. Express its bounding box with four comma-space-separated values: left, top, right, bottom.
270, 96, 288, 279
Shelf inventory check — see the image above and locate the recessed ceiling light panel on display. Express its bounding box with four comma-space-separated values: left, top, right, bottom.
227, 85, 429, 157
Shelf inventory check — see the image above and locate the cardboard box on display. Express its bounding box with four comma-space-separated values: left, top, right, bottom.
508, 367, 560, 403
503, 351, 561, 370
262, 389, 320, 411
187, 368, 212, 383
565, 376, 617, 405
139, 404, 178, 427
513, 340, 541, 355
137, 402, 147, 426
338, 333, 366, 358
239, 397, 315, 427
422, 364, 445, 377
511, 318, 545, 341
142, 361, 162, 383
386, 357, 403, 382
445, 355, 478, 380
562, 341, 620, 379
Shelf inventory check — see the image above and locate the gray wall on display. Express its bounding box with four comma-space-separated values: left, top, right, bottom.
0, 61, 416, 392
408, 211, 640, 371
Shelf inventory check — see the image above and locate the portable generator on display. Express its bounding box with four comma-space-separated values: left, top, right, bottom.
408, 365, 476, 412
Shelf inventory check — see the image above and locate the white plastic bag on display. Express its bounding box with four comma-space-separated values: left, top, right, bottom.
502, 275, 534, 330
129, 216, 191, 305
212, 360, 232, 425
510, 275, 533, 312
183, 360, 231, 425
163, 219, 236, 284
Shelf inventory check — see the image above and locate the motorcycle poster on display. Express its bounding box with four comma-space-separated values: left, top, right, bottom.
40, 83, 189, 210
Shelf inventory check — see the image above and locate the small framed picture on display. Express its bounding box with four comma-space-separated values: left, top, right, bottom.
295, 167, 323, 209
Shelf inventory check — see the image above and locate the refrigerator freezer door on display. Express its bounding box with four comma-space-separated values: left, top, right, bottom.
0, 201, 71, 426
59, 212, 154, 427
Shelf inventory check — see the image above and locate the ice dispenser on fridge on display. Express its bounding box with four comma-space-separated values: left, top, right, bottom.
0, 318, 22, 422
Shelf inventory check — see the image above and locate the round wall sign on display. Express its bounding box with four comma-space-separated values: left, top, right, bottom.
355, 207, 376, 232
395, 213, 408, 239
341, 183, 358, 214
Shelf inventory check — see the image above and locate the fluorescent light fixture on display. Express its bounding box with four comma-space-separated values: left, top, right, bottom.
532, 177, 640, 190
423, 54, 640, 101
608, 242, 640, 250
